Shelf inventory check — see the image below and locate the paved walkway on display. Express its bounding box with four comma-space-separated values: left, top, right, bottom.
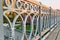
45, 23, 60, 40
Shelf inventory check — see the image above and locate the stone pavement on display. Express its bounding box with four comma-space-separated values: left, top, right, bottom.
45, 23, 60, 40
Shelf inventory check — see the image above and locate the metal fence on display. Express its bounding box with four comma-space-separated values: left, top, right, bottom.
0, 0, 60, 40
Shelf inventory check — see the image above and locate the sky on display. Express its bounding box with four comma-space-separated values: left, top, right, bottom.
37, 0, 60, 9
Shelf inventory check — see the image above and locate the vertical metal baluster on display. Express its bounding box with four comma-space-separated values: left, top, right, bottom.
0, 0, 4, 40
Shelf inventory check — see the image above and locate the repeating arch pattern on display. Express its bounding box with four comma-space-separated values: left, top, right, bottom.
3, 0, 60, 40
3, 0, 40, 40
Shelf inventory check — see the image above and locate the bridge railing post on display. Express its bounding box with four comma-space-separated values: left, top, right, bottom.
39, 6, 42, 40
49, 7, 51, 28
0, 0, 4, 40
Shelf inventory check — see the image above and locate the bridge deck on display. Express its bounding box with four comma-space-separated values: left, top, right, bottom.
45, 23, 60, 40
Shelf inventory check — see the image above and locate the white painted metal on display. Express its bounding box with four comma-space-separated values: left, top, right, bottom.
3, 0, 40, 40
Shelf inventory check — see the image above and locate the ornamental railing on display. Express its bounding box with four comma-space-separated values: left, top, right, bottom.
1, 0, 60, 40
3, 0, 40, 40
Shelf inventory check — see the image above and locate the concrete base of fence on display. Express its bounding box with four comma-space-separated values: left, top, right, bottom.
33, 24, 57, 40
42, 23, 57, 40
